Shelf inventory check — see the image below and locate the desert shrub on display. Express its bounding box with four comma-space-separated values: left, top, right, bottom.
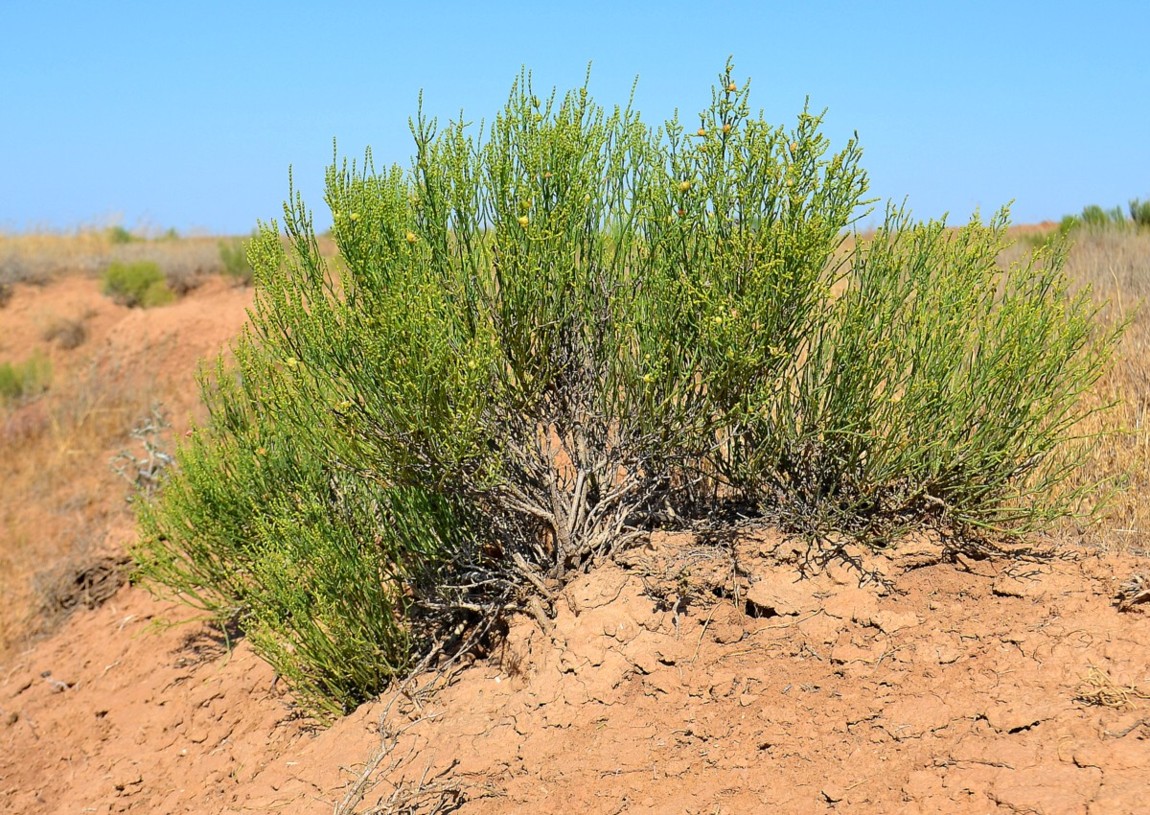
136, 62, 1121, 718
1075, 204, 1129, 231
136, 354, 473, 718
218, 237, 254, 284
102, 260, 174, 307
141, 278, 176, 307
1129, 199, 1150, 228
0, 353, 51, 405
107, 225, 134, 244
42, 317, 88, 350
162, 265, 203, 297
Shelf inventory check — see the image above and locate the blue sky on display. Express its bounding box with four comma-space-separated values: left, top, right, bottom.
2, 1, 1147, 235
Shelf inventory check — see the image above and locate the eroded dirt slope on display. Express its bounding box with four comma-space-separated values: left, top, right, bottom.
3, 532, 1149, 814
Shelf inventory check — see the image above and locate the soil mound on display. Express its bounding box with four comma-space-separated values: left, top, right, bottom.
3, 531, 1149, 814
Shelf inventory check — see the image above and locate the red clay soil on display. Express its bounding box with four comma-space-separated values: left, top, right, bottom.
2, 268, 1150, 814
3, 532, 1149, 814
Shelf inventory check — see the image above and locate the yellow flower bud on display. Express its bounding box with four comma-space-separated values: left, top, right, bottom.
405, 231, 418, 244
349, 212, 360, 222
517, 215, 530, 227
722, 123, 732, 135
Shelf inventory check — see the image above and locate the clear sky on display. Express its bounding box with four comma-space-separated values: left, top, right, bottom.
2, 0, 1147, 235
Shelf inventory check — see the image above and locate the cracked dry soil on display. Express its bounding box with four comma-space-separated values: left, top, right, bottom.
3, 530, 1149, 814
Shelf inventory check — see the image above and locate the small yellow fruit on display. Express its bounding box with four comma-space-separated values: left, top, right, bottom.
678, 180, 692, 192
405, 231, 418, 244
722, 123, 732, 134
517, 215, 530, 227
697, 127, 707, 137
727, 82, 737, 92
349, 212, 360, 222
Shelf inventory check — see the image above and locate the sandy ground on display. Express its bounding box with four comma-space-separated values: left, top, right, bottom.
2, 272, 1149, 814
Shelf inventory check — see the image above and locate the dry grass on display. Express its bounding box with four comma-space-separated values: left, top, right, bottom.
0, 229, 345, 659
1039, 228, 1150, 552
0, 229, 234, 298
1075, 663, 1150, 708
0, 351, 158, 655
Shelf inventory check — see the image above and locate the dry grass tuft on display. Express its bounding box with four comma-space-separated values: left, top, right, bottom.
1075, 663, 1150, 708
42, 315, 89, 350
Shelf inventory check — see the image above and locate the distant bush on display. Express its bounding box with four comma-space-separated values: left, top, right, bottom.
218, 238, 254, 285
0, 353, 51, 405
102, 261, 175, 307
1042, 203, 1144, 243
43, 317, 88, 350
136, 63, 1122, 719
106, 225, 134, 244
1129, 199, 1150, 228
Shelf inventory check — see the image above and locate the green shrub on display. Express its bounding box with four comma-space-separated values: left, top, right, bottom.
0, 353, 51, 405
141, 278, 176, 307
107, 225, 134, 244
1130, 199, 1150, 228
102, 261, 174, 307
1077, 204, 1128, 230
218, 238, 254, 285
135, 62, 1121, 719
